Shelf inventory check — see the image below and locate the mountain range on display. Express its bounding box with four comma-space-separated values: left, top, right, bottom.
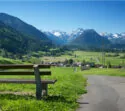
100, 32, 125, 44
44, 28, 85, 45
0, 12, 124, 54
44, 28, 125, 48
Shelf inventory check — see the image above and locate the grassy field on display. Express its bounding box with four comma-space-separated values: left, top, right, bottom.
0, 67, 87, 111
41, 51, 125, 65
0, 50, 124, 111
81, 68, 125, 76
0, 51, 124, 66
0, 57, 23, 64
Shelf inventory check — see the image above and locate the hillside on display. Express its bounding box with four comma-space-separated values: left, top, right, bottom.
0, 21, 49, 54
0, 13, 52, 49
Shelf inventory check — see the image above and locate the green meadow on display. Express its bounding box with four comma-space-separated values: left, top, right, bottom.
41, 51, 125, 66
0, 67, 87, 111
0, 66, 124, 111
82, 68, 125, 76
0, 50, 124, 111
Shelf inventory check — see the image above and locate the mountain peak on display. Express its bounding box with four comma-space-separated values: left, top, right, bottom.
84, 29, 95, 33
70, 28, 110, 49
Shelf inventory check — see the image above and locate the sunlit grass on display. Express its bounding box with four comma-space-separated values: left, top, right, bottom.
0, 67, 87, 111
82, 68, 125, 76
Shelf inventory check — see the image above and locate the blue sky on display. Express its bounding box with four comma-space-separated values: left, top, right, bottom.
0, 1, 125, 33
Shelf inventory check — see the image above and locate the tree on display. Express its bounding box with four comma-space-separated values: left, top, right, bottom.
0, 49, 8, 58
107, 61, 111, 68
81, 60, 86, 66
68, 59, 74, 65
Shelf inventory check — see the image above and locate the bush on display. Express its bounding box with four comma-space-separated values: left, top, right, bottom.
68, 59, 74, 65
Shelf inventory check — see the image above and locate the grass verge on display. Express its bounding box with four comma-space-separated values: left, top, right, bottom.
82, 68, 125, 76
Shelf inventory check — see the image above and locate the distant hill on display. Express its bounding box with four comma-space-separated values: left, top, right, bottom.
69, 29, 111, 49
0, 13, 52, 49
0, 21, 29, 53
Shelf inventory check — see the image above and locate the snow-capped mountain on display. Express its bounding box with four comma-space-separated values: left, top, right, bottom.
44, 28, 125, 46
70, 29, 110, 49
68, 28, 84, 42
100, 32, 125, 44
44, 28, 84, 45
100, 32, 125, 39
44, 30, 70, 45
51, 30, 70, 42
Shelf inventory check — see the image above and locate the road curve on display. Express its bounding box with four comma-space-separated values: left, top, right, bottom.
77, 75, 125, 111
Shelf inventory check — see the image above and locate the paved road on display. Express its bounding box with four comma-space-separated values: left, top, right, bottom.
77, 75, 125, 111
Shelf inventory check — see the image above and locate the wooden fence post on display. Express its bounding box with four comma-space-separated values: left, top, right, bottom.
33, 64, 42, 100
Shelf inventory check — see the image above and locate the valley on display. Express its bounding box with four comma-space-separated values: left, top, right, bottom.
0, 13, 125, 56
0, 5, 124, 111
